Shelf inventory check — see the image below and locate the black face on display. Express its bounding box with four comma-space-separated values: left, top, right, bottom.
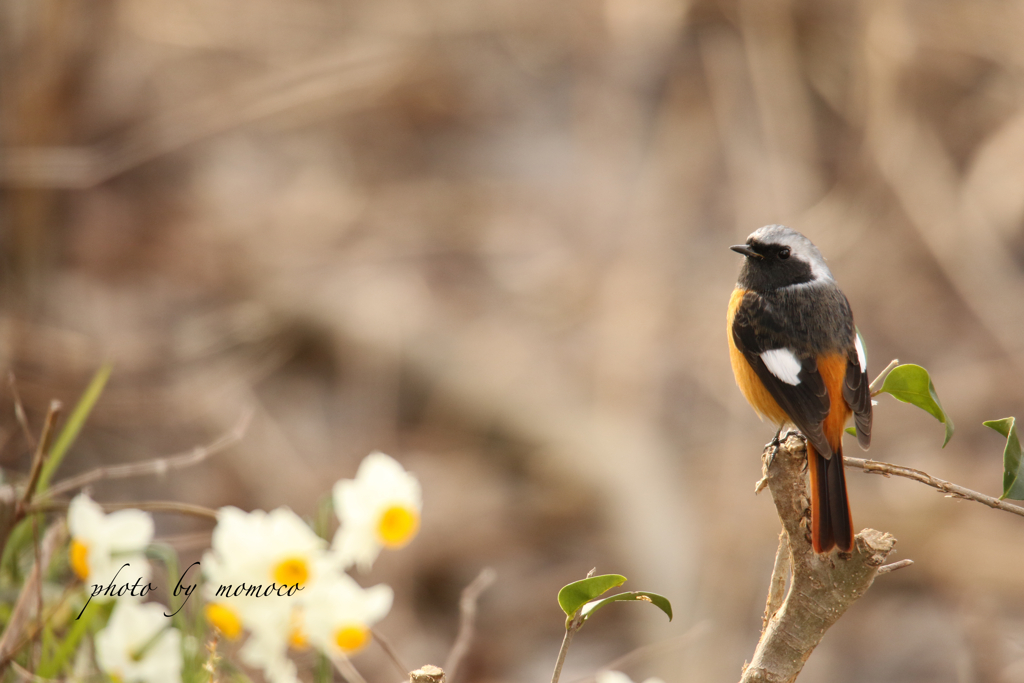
732, 239, 815, 291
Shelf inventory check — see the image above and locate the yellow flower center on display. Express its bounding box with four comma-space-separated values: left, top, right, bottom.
273, 557, 309, 587
289, 610, 309, 650
69, 539, 90, 580
205, 603, 243, 640
376, 505, 420, 548
334, 625, 371, 653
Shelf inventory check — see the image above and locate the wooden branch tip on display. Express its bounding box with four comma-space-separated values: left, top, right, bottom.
877, 559, 914, 575
410, 665, 446, 683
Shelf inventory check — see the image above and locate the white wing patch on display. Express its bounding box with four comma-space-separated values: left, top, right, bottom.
854, 334, 867, 372
760, 348, 802, 386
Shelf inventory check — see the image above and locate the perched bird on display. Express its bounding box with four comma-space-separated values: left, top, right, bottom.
727, 225, 872, 553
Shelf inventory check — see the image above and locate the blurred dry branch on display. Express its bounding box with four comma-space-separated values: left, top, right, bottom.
0, 43, 410, 188
45, 409, 252, 498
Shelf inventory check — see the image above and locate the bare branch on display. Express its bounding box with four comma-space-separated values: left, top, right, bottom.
332, 652, 370, 683
17, 401, 61, 514
741, 434, 896, 683
843, 455, 1024, 519
45, 410, 252, 498
869, 359, 900, 395
444, 567, 496, 682
28, 500, 219, 521
8, 373, 36, 450
877, 559, 914, 575
373, 628, 411, 679
0, 45, 407, 188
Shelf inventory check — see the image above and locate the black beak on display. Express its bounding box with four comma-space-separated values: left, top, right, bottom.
730, 244, 762, 259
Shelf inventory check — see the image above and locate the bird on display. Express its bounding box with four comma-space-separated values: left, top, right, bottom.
727, 225, 872, 553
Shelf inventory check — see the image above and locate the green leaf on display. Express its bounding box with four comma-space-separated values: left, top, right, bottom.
984, 417, 1024, 500
557, 574, 626, 617
38, 362, 113, 493
581, 591, 672, 623
845, 427, 857, 437
879, 364, 954, 447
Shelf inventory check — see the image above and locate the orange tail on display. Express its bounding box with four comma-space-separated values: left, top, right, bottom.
807, 442, 854, 553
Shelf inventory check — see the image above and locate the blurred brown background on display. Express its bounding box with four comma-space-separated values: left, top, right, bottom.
3, 0, 1024, 681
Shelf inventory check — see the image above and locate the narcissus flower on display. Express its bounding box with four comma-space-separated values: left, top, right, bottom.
95, 600, 182, 683
67, 493, 153, 592
202, 506, 327, 639
332, 452, 422, 570
304, 572, 393, 656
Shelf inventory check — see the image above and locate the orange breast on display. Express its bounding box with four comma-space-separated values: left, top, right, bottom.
727, 288, 788, 424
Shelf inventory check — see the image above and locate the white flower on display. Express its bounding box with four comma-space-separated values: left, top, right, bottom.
596, 672, 665, 683
202, 506, 332, 683
332, 452, 421, 571
67, 493, 153, 594
304, 573, 393, 656
95, 600, 182, 683
202, 506, 327, 637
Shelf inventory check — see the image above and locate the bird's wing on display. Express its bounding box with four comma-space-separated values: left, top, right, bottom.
732, 293, 834, 458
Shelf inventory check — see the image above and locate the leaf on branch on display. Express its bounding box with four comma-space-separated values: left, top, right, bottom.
878, 364, 954, 447
983, 417, 1024, 500
580, 591, 672, 623
557, 574, 626, 617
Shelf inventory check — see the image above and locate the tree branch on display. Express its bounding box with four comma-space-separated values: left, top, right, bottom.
44, 410, 252, 498
741, 434, 896, 683
27, 500, 219, 521
842, 455, 1024, 519
444, 567, 496, 683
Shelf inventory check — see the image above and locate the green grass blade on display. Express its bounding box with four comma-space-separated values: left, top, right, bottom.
38, 362, 113, 493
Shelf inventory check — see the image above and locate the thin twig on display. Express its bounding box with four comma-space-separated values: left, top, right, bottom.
46, 410, 253, 498
843, 455, 1024, 518
444, 567, 497, 682
203, 634, 221, 683
877, 559, 914, 575
372, 628, 410, 679
550, 623, 579, 683
0, 521, 67, 663
332, 653, 370, 683
9, 373, 36, 450
551, 569, 594, 683
27, 500, 220, 521
17, 401, 62, 514
869, 359, 900, 395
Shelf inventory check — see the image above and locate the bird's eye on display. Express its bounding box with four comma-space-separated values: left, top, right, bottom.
778, 248, 791, 260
